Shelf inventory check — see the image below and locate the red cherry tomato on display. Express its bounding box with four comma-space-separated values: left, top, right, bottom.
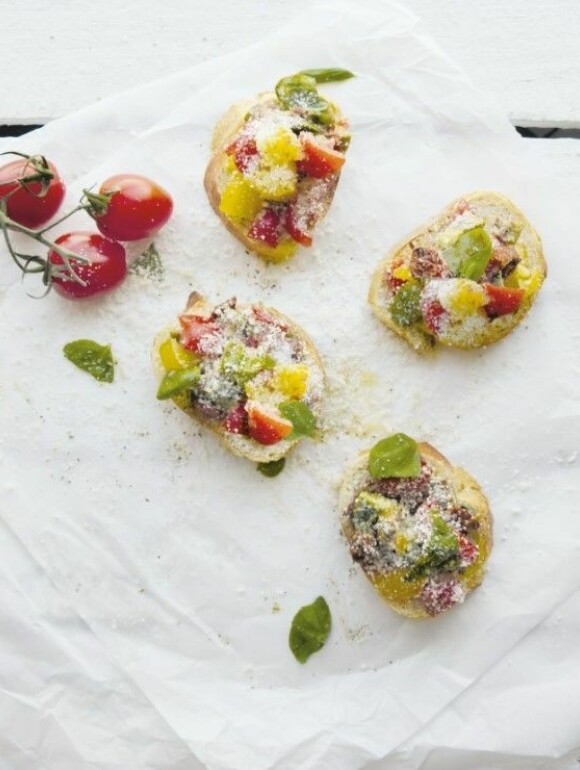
248, 207, 281, 247
49, 232, 127, 299
297, 138, 345, 179
94, 174, 173, 241
0, 157, 66, 228
285, 203, 313, 246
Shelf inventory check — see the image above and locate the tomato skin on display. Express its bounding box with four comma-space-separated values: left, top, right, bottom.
246, 402, 293, 445
49, 232, 127, 299
248, 207, 281, 247
95, 174, 173, 241
0, 158, 65, 228
285, 204, 313, 246
178, 315, 222, 354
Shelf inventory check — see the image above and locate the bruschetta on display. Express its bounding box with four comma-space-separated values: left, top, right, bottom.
339, 434, 492, 618
369, 192, 546, 353
153, 293, 325, 463
204, 69, 352, 262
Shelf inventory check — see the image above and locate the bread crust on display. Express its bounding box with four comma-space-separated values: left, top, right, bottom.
204, 94, 345, 262
153, 293, 325, 463
339, 441, 492, 619
369, 191, 547, 354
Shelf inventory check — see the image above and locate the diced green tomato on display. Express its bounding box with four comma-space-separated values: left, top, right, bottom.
275, 74, 334, 125
455, 227, 492, 281
157, 366, 201, 400
389, 281, 422, 326
220, 341, 275, 386
406, 514, 460, 581
483, 283, 525, 317
368, 433, 421, 479
278, 400, 317, 438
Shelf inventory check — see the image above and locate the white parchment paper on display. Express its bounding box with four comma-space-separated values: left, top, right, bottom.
1, 2, 579, 768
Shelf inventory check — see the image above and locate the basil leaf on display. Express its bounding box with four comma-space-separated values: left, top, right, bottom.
389, 281, 422, 326
275, 74, 334, 125
289, 596, 331, 664
299, 68, 355, 83
220, 341, 274, 386
157, 367, 201, 400
257, 458, 286, 477
63, 339, 114, 383
368, 433, 421, 479
455, 227, 492, 281
279, 400, 317, 438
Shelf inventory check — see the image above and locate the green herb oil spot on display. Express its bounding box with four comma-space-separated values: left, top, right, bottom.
289, 596, 332, 664
63, 339, 115, 383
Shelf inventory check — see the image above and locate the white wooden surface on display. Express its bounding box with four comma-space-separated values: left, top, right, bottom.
2, 0, 580, 127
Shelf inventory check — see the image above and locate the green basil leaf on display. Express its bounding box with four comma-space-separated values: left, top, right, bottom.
279, 400, 317, 438
157, 367, 201, 400
368, 433, 421, 479
389, 281, 423, 326
289, 596, 331, 664
299, 68, 355, 83
455, 227, 492, 281
63, 339, 114, 383
275, 74, 334, 125
257, 458, 286, 478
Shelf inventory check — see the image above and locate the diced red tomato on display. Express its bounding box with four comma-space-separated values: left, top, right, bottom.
246, 402, 293, 445
421, 299, 447, 334
483, 284, 525, 318
285, 203, 313, 246
458, 535, 478, 567
421, 577, 462, 616
252, 306, 288, 332
223, 402, 249, 435
225, 136, 259, 173
248, 207, 281, 247
179, 315, 221, 353
297, 137, 345, 179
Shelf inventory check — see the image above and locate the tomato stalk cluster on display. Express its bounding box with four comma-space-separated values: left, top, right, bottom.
0, 152, 173, 299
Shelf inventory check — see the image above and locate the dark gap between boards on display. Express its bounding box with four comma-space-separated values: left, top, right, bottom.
1, 124, 580, 140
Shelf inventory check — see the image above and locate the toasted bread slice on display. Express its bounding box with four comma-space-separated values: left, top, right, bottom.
153, 292, 325, 464
204, 81, 350, 262
369, 191, 547, 353
339, 439, 492, 619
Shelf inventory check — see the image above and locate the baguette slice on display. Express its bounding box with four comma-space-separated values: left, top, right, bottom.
153, 292, 325, 463
339, 439, 492, 619
369, 191, 547, 353
204, 80, 350, 262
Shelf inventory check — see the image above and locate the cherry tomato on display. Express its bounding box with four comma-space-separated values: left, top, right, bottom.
248, 207, 281, 247
0, 156, 66, 228
285, 203, 313, 246
94, 174, 173, 241
49, 232, 127, 299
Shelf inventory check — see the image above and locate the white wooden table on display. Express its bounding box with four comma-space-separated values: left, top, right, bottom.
1, 2, 579, 768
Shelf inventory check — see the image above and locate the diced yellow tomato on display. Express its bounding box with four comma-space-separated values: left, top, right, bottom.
394, 533, 409, 555
392, 265, 412, 282
255, 237, 299, 263
372, 570, 425, 605
259, 127, 302, 166
219, 171, 264, 223
273, 365, 309, 399
448, 280, 487, 316
247, 166, 297, 202
159, 337, 199, 372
